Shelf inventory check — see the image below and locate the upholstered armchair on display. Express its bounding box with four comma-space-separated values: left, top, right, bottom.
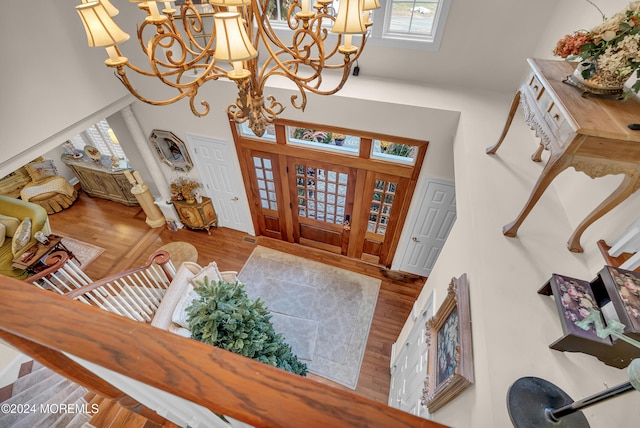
20, 159, 78, 214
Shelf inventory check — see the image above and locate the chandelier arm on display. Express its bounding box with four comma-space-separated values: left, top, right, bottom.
254, 0, 325, 60
177, 4, 218, 56
113, 68, 211, 117
142, 23, 215, 71
119, 58, 224, 83
145, 32, 222, 77
254, 3, 365, 91
256, 26, 329, 87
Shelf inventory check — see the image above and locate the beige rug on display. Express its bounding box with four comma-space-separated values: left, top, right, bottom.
238, 246, 381, 389
58, 236, 105, 269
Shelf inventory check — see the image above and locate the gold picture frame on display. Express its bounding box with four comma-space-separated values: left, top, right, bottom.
421, 273, 474, 413
149, 130, 193, 173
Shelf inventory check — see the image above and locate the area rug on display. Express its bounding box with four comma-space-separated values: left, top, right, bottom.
58, 236, 105, 269
238, 246, 381, 389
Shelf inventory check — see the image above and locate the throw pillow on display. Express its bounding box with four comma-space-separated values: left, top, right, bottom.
11, 217, 32, 256
25, 159, 58, 183
0, 223, 5, 247
189, 261, 223, 286
171, 283, 200, 329
0, 214, 20, 237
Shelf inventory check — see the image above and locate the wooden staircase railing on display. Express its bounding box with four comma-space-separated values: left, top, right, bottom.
0, 274, 446, 428
27, 250, 175, 323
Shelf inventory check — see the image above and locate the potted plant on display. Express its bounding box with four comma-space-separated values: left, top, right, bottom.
170, 177, 201, 203
333, 133, 346, 146
186, 277, 308, 376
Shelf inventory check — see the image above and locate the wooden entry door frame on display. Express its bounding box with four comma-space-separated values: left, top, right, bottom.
231, 118, 428, 267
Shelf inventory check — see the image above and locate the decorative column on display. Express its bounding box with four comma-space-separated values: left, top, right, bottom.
120, 105, 184, 229
120, 105, 171, 201
124, 170, 166, 228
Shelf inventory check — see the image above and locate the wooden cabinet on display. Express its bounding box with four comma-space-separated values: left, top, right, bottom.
62, 154, 138, 206
173, 197, 217, 234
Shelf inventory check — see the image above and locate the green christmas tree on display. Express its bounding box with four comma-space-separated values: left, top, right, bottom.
186, 277, 308, 376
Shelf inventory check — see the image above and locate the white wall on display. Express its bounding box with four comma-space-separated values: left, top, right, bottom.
393, 1, 640, 426
0, 1, 131, 176
359, 0, 558, 91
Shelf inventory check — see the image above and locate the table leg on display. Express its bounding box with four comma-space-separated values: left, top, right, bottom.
503, 154, 571, 237
486, 90, 521, 155
531, 143, 545, 163
567, 172, 640, 253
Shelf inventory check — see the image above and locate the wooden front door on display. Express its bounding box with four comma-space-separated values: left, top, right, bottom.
288, 158, 356, 255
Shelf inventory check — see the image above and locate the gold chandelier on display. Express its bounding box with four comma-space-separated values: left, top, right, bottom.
75, 0, 378, 136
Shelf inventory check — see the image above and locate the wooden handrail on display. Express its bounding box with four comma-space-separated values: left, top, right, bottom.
64, 250, 173, 299
24, 251, 70, 283
0, 274, 446, 428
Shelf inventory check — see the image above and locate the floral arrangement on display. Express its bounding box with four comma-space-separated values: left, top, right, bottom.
170, 177, 201, 201
553, 1, 640, 94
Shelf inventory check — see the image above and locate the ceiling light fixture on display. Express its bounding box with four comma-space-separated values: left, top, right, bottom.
75, 0, 379, 136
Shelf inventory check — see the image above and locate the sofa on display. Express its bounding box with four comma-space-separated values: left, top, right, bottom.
151, 261, 238, 337
0, 195, 51, 279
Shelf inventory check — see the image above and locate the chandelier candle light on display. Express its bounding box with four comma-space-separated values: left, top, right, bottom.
75, 0, 379, 136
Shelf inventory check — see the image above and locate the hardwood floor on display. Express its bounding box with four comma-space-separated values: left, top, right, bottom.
48, 191, 425, 404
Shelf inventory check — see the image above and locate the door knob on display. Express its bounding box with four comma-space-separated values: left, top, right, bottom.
231, 196, 238, 201
412, 237, 419, 242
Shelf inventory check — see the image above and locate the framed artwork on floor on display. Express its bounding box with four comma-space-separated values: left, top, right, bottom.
421, 273, 474, 413
149, 129, 193, 172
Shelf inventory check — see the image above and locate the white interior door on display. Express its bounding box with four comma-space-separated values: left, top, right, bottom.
400, 178, 456, 277
389, 292, 434, 418
187, 134, 254, 234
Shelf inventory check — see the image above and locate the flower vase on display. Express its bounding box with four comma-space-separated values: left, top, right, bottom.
334, 139, 345, 146
567, 60, 632, 97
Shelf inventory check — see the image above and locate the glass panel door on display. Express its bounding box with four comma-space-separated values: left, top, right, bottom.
289, 158, 356, 255
249, 151, 286, 240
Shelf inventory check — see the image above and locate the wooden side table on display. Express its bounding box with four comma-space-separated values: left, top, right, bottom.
487, 58, 640, 252
12, 235, 76, 275
173, 197, 218, 235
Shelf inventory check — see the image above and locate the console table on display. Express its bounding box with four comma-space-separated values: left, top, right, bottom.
62, 154, 139, 206
487, 58, 640, 252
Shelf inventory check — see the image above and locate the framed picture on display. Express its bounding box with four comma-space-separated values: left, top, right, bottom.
149, 130, 193, 172
599, 266, 640, 334
540, 274, 611, 347
421, 274, 474, 413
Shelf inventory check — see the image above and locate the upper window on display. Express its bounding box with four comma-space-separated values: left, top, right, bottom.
370, 0, 451, 50
287, 126, 360, 155
371, 139, 417, 164
67, 119, 128, 161
239, 122, 277, 141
